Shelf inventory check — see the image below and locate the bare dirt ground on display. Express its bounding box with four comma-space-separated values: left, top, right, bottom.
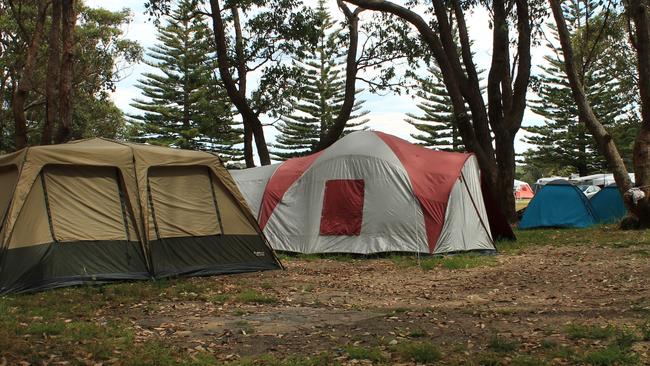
127, 243, 650, 364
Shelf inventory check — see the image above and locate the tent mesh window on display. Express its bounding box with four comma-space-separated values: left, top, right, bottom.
147, 165, 222, 239
43, 165, 132, 243
319, 179, 365, 236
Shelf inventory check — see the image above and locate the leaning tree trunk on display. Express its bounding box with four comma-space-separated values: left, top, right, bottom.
550, 0, 639, 221
628, 0, 650, 226
43, 0, 62, 146
55, 0, 76, 144
209, 0, 271, 166
12, 1, 48, 150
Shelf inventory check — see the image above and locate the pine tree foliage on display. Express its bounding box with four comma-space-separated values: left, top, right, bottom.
524, 0, 638, 176
129, 0, 242, 160
405, 65, 464, 151
272, 0, 368, 160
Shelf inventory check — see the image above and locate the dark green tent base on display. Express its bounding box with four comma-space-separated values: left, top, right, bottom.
0, 236, 281, 294
0, 273, 153, 294
150, 234, 281, 278
0, 240, 149, 294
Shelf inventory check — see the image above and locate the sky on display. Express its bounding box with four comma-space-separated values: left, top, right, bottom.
86, 0, 547, 158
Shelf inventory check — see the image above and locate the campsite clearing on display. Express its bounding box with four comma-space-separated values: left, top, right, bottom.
1, 226, 650, 365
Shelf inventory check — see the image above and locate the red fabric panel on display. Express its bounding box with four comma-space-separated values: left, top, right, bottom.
375, 132, 470, 252
515, 184, 534, 199
258, 151, 324, 229
319, 179, 365, 236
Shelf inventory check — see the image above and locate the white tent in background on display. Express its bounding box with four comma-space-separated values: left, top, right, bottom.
229, 163, 280, 218
570, 173, 636, 187
533, 177, 568, 192
514, 179, 534, 199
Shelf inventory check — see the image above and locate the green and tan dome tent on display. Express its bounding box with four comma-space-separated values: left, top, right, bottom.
0, 139, 281, 293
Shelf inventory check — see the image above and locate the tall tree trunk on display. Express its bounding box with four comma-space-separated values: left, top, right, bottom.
243, 124, 254, 167
494, 132, 516, 219
550, 0, 636, 214
12, 1, 48, 150
491, 0, 531, 221
55, 0, 75, 144
43, 0, 62, 146
0, 75, 7, 152
209, 0, 271, 166
230, 5, 256, 167
314, 0, 363, 151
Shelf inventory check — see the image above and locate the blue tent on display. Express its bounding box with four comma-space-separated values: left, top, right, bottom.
591, 186, 627, 223
519, 180, 598, 229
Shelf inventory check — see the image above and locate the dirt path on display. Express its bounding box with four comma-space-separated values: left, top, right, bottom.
129, 244, 650, 364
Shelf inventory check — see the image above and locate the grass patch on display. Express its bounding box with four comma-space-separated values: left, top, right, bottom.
127, 339, 177, 365
210, 293, 230, 304
582, 345, 639, 366
277, 253, 356, 262
392, 341, 442, 363
630, 249, 650, 257
345, 345, 384, 362
22, 321, 66, 336
566, 324, 615, 340
513, 226, 650, 250
516, 199, 531, 211
614, 328, 639, 348
511, 356, 548, 366
496, 239, 532, 255
389, 307, 410, 314
390, 253, 496, 270
540, 339, 558, 349
476, 355, 503, 366
487, 334, 519, 353
234, 320, 255, 334
229, 353, 340, 366
408, 327, 428, 338
235, 290, 278, 304
640, 321, 650, 341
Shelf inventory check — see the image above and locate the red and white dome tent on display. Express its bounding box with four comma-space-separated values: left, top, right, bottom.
514, 179, 535, 199
230, 131, 514, 255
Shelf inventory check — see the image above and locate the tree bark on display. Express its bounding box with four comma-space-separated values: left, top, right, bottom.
627, 0, 650, 224
230, 5, 255, 167
55, 0, 75, 144
209, 0, 271, 166
12, 1, 48, 150
43, 0, 61, 146
494, 0, 531, 221
314, 0, 363, 151
0, 74, 8, 152
243, 124, 255, 167
549, 0, 635, 200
